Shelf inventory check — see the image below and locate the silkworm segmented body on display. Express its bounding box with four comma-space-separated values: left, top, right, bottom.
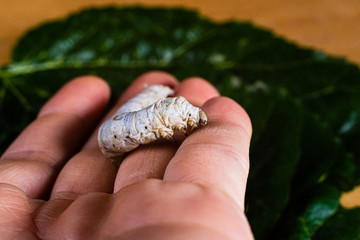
98, 85, 208, 162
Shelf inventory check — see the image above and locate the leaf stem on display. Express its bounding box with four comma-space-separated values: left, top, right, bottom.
0, 59, 172, 79
1, 78, 32, 111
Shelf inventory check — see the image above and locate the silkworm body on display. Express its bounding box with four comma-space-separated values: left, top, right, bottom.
98, 85, 208, 161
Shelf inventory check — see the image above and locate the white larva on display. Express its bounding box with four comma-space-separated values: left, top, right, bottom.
98, 84, 208, 162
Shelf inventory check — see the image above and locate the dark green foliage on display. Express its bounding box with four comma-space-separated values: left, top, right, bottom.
1, 7, 359, 239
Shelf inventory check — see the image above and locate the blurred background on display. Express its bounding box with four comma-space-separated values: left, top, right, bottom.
2, 0, 360, 66
1, 0, 359, 207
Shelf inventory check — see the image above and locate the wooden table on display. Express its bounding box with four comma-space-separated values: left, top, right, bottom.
1, 0, 360, 207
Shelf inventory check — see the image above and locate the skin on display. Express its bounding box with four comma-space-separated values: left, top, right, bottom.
0, 71, 253, 240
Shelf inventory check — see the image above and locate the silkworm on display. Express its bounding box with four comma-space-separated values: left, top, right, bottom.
98, 84, 208, 162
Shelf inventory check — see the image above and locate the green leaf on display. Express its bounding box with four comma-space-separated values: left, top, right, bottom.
293, 112, 350, 194
271, 185, 340, 240
1, 6, 360, 239
245, 93, 303, 238
313, 207, 360, 240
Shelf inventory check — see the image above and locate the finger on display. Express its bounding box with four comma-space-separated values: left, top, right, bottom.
163, 97, 252, 209
50, 149, 117, 200
176, 77, 219, 107
113, 77, 219, 191
0, 76, 110, 199
115, 71, 178, 108
50, 72, 178, 198
113, 141, 179, 192
83, 71, 178, 150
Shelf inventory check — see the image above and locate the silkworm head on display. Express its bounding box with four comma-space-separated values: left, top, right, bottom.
199, 110, 208, 126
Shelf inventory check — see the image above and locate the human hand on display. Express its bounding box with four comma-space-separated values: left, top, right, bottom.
0, 72, 253, 239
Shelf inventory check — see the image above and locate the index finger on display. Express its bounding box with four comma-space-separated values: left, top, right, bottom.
0, 76, 110, 198
163, 97, 252, 208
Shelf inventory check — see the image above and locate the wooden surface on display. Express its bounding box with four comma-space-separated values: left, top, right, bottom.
1, 0, 360, 207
